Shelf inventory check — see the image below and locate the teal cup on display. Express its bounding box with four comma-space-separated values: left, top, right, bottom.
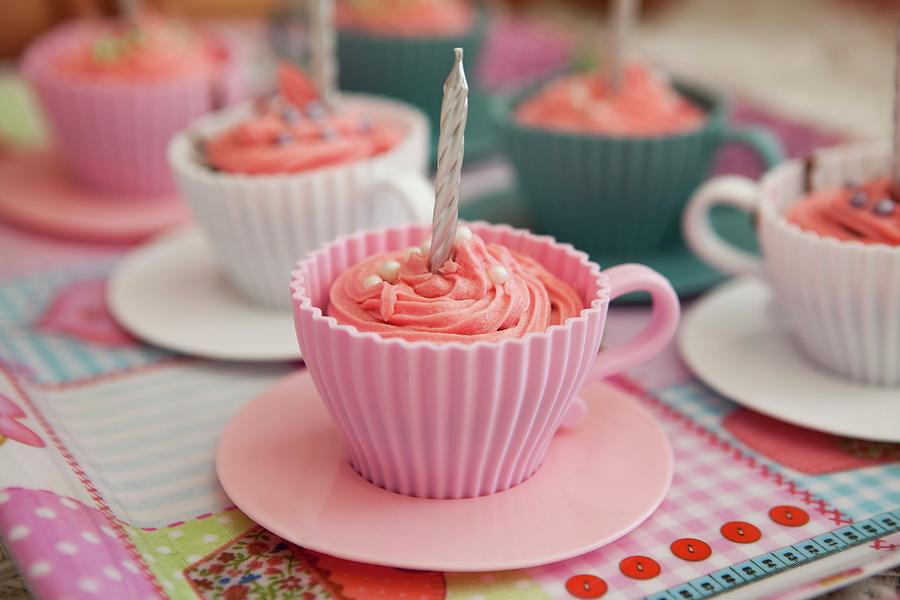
493, 81, 784, 256
337, 20, 494, 159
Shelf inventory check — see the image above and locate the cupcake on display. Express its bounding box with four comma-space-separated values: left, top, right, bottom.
21, 15, 243, 196
494, 64, 783, 257
784, 177, 899, 245
170, 64, 432, 309
335, 0, 493, 157
292, 221, 680, 498
684, 141, 900, 385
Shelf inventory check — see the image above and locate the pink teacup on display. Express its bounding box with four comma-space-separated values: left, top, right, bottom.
291, 222, 680, 499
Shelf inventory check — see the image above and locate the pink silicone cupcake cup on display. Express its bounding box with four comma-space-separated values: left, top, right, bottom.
21, 20, 243, 197
291, 221, 680, 499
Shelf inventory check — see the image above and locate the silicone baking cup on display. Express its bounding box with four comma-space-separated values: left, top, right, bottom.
684, 141, 900, 386
493, 80, 784, 256
169, 94, 431, 309
291, 221, 680, 499
22, 20, 243, 197
337, 19, 494, 158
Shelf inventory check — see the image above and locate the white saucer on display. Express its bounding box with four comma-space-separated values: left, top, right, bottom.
108, 227, 301, 362
679, 278, 900, 443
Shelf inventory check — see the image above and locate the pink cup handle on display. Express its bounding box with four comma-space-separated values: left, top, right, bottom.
560, 264, 680, 428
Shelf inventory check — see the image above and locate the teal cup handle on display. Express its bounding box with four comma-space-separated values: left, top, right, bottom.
718, 125, 785, 169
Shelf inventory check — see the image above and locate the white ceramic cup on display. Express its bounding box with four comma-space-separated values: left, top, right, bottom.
683, 141, 900, 386
170, 94, 433, 309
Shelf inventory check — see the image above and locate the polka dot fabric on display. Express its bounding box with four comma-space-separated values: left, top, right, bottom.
0, 487, 157, 599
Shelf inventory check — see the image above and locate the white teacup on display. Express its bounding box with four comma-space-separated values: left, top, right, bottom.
169, 94, 432, 310
683, 141, 900, 386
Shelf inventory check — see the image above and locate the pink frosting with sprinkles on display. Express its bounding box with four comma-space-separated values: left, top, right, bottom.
515, 64, 706, 136
205, 64, 404, 174
55, 16, 215, 81
785, 177, 900, 246
328, 230, 583, 343
337, 0, 474, 36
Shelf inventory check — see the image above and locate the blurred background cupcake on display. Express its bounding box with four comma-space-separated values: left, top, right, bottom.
169, 63, 431, 308
494, 61, 783, 260
21, 12, 244, 197
331, 0, 494, 159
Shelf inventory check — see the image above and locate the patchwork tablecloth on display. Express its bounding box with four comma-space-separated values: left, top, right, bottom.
0, 82, 897, 600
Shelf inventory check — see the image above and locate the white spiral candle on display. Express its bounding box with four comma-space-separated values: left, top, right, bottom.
429, 48, 469, 273
309, 0, 338, 109
607, 0, 639, 91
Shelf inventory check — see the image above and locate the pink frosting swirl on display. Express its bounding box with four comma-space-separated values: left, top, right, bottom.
337, 0, 474, 36
328, 230, 584, 343
516, 64, 705, 136
785, 177, 900, 246
205, 64, 404, 174
56, 16, 215, 81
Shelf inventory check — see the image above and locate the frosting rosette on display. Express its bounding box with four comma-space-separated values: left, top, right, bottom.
337, 0, 474, 36
205, 64, 404, 174
56, 16, 216, 81
785, 177, 900, 246
516, 64, 705, 136
328, 227, 583, 342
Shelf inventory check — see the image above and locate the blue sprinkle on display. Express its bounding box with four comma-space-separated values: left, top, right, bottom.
281, 107, 300, 123
873, 199, 896, 216
275, 131, 293, 145
218, 577, 231, 585
849, 192, 868, 208
240, 574, 261, 584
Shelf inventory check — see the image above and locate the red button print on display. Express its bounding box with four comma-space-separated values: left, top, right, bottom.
721, 521, 762, 543
565, 574, 607, 598
769, 505, 809, 527
619, 555, 661, 580
671, 538, 712, 561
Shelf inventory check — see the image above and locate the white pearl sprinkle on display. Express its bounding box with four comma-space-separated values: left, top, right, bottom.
570, 84, 590, 106
420, 238, 432, 255
454, 225, 473, 243
362, 274, 383, 289
489, 265, 510, 284
378, 260, 401, 284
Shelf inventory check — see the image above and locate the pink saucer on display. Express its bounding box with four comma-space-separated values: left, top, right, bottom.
0, 151, 190, 244
216, 370, 673, 572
